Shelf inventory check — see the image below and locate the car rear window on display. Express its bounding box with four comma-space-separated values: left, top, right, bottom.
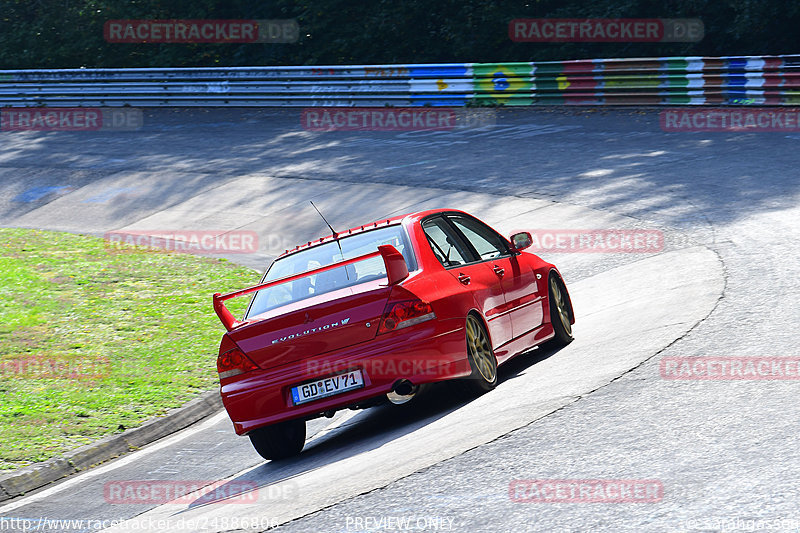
246, 225, 415, 318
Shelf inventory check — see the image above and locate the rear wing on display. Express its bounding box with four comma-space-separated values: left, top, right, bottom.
213, 244, 409, 331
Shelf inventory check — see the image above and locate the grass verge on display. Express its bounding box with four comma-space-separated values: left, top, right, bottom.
0, 228, 256, 470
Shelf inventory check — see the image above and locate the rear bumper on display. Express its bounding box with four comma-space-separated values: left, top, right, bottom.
220, 317, 469, 435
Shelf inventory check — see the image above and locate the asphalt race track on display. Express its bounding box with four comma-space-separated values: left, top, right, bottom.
1, 108, 798, 532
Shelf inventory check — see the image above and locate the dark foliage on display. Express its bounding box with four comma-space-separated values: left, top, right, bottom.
0, 0, 797, 68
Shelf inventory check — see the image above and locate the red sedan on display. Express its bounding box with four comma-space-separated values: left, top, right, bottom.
213, 209, 574, 460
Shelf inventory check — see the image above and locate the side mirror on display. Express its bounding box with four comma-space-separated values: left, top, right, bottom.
510, 232, 532, 251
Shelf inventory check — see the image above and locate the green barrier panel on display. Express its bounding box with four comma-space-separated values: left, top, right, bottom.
473, 63, 534, 105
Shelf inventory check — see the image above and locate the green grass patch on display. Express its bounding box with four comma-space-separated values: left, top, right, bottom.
0, 228, 257, 470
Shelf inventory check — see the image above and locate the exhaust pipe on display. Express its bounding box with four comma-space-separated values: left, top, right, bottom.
387, 379, 417, 405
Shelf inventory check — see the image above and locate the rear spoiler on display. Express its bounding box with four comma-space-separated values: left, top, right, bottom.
213, 244, 409, 331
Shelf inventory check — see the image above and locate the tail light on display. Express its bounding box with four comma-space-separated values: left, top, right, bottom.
217, 347, 259, 380
378, 299, 436, 334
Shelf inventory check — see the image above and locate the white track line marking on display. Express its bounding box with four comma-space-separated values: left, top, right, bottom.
0, 412, 228, 513
0, 405, 365, 514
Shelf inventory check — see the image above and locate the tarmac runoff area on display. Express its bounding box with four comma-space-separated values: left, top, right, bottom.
0, 171, 722, 532
2, 105, 799, 532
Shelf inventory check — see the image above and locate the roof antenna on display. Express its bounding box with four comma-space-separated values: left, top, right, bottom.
310, 200, 337, 239
310, 201, 349, 279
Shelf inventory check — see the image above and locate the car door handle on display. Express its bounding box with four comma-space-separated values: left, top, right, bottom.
493, 265, 505, 277
458, 273, 471, 285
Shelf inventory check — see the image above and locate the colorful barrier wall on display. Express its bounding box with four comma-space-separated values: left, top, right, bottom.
1, 55, 798, 107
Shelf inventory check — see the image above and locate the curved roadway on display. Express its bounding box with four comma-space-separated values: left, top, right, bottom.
0, 108, 797, 532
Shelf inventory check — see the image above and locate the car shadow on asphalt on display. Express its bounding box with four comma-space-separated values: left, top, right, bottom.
181, 343, 566, 510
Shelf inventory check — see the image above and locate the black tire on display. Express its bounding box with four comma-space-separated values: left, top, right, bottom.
459, 314, 498, 395
248, 419, 306, 460
546, 274, 574, 347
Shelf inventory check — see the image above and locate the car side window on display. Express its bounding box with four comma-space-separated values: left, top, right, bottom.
449, 215, 509, 260
422, 218, 470, 267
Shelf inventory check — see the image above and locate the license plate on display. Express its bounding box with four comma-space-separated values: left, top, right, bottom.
291, 369, 364, 406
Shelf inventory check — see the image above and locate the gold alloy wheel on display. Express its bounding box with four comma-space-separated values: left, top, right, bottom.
550, 277, 572, 336
466, 315, 497, 383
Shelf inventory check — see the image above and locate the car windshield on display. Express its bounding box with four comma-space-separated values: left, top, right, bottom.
246, 225, 415, 318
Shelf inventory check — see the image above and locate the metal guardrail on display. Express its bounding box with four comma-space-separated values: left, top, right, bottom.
1, 55, 798, 107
